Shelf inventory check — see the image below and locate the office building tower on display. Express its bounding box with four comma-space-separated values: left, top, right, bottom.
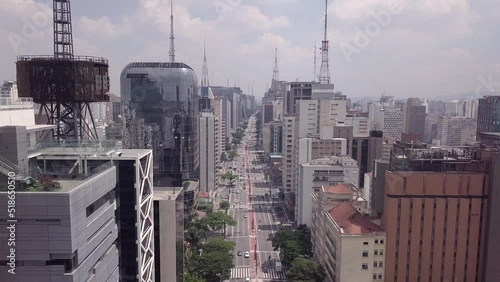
298, 156, 359, 226
404, 98, 426, 141
199, 112, 220, 193
436, 116, 477, 146
382, 142, 500, 282
284, 82, 313, 115
383, 109, 404, 139
153, 187, 185, 282
0, 128, 154, 282
477, 96, 500, 137
263, 120, 283, 154
312, 184, 385, 282
121, 62, 199, 186
345, 116, 371, 137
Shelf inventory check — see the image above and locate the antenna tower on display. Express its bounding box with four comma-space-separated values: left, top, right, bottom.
169, 0, 175, 63
319, 0, 331, 84
201, 39, 209, 87
313, 41, 317, 82
16, 0, 111, 142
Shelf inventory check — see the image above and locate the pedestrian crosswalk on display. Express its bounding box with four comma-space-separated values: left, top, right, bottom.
261, 268, 287, 280
230, 267, 251, 279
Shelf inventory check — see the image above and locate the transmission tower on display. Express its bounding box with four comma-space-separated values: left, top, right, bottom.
201, 39, 209, 87
271, 48, 279, 93
16, 0, 110, 142
169, 0, 175, 63
318, 0, 331, 84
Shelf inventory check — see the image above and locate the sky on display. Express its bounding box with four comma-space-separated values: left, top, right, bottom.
0, 0, 499, 101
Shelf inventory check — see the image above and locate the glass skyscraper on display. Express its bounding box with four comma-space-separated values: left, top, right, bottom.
121, 62, 199, 186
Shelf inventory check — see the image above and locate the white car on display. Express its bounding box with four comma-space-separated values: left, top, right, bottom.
244, 251, 250, 258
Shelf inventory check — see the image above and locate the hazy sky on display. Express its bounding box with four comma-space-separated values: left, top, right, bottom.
0, 0, 499, 100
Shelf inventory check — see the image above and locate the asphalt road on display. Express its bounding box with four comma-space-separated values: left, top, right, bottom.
226, 115, 288, 282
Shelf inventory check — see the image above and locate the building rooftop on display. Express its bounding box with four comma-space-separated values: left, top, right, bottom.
153, 186, 183, 201
328, 202, 384, 235
323, 183, 356, 194
198, 192, 210, 199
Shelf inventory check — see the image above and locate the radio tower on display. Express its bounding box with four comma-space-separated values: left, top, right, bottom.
318, 0, 331, 84
16, 0, 110, 142
313, 41, 317, 82
271, 48, 279, 92
201, 39, 209, 87
169, 0, 175, 63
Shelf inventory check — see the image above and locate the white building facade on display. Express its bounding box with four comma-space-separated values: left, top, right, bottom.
199, 112, 220, 193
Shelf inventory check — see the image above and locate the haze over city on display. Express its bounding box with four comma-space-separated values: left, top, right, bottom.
1, 0, 499, 99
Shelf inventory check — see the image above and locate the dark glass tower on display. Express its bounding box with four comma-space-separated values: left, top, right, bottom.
121, 62, 199, 186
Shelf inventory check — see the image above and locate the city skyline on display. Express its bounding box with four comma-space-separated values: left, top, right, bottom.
0, 0, 498, 100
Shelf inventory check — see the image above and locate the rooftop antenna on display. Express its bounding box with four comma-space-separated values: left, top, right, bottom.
272, 48, 279, 92
313, 41, 317, 82
201, 38, 209, 87
318, 0, 331, 84
169, 0, 175, 63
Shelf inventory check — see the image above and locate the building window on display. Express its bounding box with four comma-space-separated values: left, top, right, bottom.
362, 251, 369, 257
379, 262, 383, 267
374, 250, 378, 256
362, 263, 368, 270
379, 250, 384, 256
373, 262, 377, 267
380, 239, 384, 244
363, 241, 369, 245
375, 239, 379, 244
378, 274, 383, 280
373, 274, 377, 279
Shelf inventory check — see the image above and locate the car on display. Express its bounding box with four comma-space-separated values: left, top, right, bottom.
244, 251, 250, 258
244, 214, 247, 218
237, 251, 242, 256
245, 278, 250, 282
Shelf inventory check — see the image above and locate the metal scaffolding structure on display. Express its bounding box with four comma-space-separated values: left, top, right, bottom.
318, 0, 331, 84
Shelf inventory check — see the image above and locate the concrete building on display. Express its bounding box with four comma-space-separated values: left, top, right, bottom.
0, 133, 155, 282
477, 96, 500, 137
263, 120, 283, 154
0, 81, 18, 105
285, 82, 313, 115
153, 187, 185, 282
383, 109, 404, 139
382, 143, 500, 282
436, 116, 477, 146
282, 116, 296, 192
199, 112, 220, 193
404, 98, 426, 141
345, 116, 371, 137
297, 156, 359, 226
312, 185, 385, 282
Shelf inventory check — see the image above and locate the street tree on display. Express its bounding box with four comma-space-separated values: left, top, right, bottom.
185, 218, 210, 252
287, 258, 326, 282
188, 248, 234, 282
220, 201, 230, 211
227, 150, 239, 161
202, 237, 235, 254
183, 273, 207, 282
271, 225, 314, 265
205, 211, 237, 238
221, 171, 238, 187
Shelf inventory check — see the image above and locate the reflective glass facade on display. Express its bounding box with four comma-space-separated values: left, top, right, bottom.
121, 62, 199, 186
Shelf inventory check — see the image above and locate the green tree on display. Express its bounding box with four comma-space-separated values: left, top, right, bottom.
185, 218, 210, 252
287, 258, 326, 282
271, 230, 298, 251
201, 237, 235, 254
281, 240, 303, 265
189, 250, 234, 282
221, 171, 238, 187
227, 150, 239, 161
271, 225, 314, 265
220, 152, 227, 162
205, 212, 237, 238
220, 201, 230, 212
184, 273, 207, 282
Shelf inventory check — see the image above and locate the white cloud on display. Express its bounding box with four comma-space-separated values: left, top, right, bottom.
78, 16, 133, 39
233, 5, 290, 29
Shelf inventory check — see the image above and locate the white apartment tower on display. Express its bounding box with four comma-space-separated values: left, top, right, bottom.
199, 112, 220, 193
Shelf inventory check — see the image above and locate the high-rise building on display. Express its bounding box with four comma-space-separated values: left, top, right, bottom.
312, 184, 385, 282
298, 156, 359, 226
0, 81, 18, 105
121, 62, 199, 186
436, 116, 476, 146
0, 129, 154, 282
284, 82, 313, 115
382, 143, 500, 282
383, 109, 404, 139
199, 112, 220, 193
404, 98, 426, 141
153, 187, 185, 282
477, 96, 500, 137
